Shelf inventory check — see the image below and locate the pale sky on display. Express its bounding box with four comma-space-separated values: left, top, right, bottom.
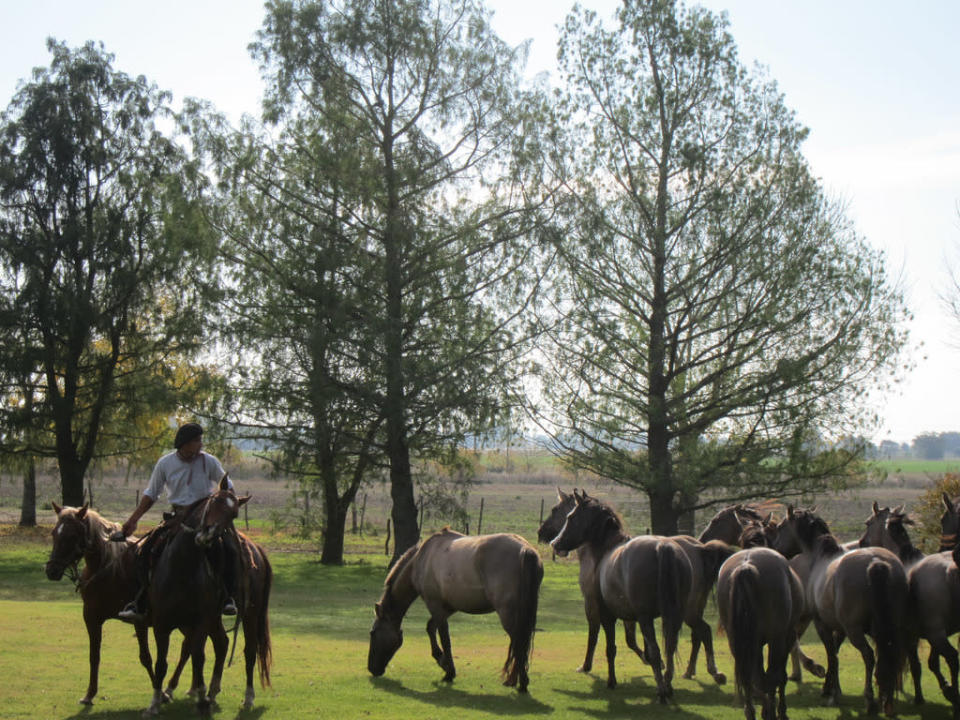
2, 0, 958, 446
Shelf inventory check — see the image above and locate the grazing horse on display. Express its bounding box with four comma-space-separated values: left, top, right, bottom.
368, 528, 542, 692
773, 506, 908, 715
538, 488, 732, 684
45, 503, 169, 704
143, 476, 257, 716
551, 491, 691, 701
717, 547, 804, 720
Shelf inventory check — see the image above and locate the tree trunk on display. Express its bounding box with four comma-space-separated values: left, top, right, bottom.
320, 502, 348, 565
388, 437, 419, 563
649, 487, 679, 536
18, 458, 36, 527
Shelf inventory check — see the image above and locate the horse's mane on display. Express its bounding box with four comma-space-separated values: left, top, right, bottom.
384, 542, 421, 590
581, 495, 629, 541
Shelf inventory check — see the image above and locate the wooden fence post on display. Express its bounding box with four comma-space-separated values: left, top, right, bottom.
359, 494, 367, 536
384, 518, 392, 556
476, 497, 484, 536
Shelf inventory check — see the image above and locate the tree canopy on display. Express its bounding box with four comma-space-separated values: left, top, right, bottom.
531, 0, 909, 534
0, 40, 218, 505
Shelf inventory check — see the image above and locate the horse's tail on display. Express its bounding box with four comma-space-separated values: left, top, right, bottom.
502, 545, 543, 691
255, 547, 273, 687
728, 563, 762, 704
868, 558, 905, 707
657, 541, 684, 663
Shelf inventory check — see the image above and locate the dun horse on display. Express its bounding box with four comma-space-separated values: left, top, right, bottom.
699, 503, 775, 545
551, 490, 691, 701
539, 488, 732, 684
717, 547, 804, 720
143, 476, 271, 716
773, 506, 908, 715
368, 528, 542, 692
860, 502, 960, 712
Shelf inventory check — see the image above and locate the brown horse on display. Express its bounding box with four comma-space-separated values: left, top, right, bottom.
940, 492, 960, 552
717, 547, 805, 720
368, 528, 542, 692
537, 489, 647, 673
143, 476, 267, 716
773, 506, 908, 715
551, 491, 691, 701
538, 488, 732, 684
45, 503, 176, 704
859, 503, 960, 711
699, 503, 776, 545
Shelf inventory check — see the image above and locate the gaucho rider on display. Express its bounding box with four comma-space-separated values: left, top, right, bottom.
117, 422, 238, 622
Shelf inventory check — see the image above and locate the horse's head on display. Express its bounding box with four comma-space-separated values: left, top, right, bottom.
367, 600, 403, 676
773, 505, 827, 558
46, 502, 90, 581
940, 492, 960, 551
858, 501, 906, 554
195, 475, 249, 547
551, 490, 621, 554
537, 488, 577, 552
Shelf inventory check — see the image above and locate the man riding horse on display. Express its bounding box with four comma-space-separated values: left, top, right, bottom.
116, 422, 239, 622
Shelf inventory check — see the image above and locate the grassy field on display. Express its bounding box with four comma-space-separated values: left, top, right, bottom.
1, 458, 959, 718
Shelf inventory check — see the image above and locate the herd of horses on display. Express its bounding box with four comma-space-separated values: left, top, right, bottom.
43, 482, 960, 719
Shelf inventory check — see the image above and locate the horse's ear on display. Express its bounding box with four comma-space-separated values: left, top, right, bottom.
51, 501, 62, 515
219, 473, 230, 491
944, 492, 954, 511
374, 602, 382, 619
77, 503, 89, 520
557, 487, 569, 502
238, 494, 252, 507
872, 500, 880, 514
893, 504, 904, 516
787, 505, 795, 519
573, 489, 583, 505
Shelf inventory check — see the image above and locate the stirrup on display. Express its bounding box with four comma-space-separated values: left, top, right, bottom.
118, 602, 144, 624
223, 598, 237, 616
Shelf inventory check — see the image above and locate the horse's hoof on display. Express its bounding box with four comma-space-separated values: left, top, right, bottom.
442, 673, 455, 683
713, 672, 727, 685
682, 671, 695, 680
810, 664, 826, 679
577, 663, 591, 673
78, 697, 94, 705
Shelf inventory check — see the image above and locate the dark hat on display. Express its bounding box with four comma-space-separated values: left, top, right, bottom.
174, 423, 203, 449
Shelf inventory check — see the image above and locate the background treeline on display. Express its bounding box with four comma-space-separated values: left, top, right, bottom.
0, 0, 915, 562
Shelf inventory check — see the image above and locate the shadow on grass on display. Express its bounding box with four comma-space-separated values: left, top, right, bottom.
369, 676, 553, 715
60, 696, 269, 720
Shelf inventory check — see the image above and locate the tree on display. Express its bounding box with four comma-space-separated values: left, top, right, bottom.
0, 40, 218, 506
230, 0, 549, 561
532, 0, 909, 534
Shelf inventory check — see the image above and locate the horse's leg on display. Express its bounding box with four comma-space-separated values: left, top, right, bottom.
208, 625, 228, 703
164, 636, 191, 699
81, 617, 101, 704
148, 630, 171, 716
683, 620, 701, 680
133, 622, 157, 695
426, 617, 444, 667
622, 620, 648, 665
766, 638, 791, 720
436, 618, 456, 682
579, 618, 600, 672
688, 617, 726, 685
928, 634, 960, 705
187, 630, 210, 717
845, 628, 877, 714
906, 637, 924, 704
639, 617, 669, 703
813, 620, 841, 705
600, 616, 618, 689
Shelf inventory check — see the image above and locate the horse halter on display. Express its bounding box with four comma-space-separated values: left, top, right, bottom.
193, 490, 239, 546
48, 514, 91, 585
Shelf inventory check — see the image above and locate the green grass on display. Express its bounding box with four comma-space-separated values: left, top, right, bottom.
871, 459, 960, 476
0, 529, 956, 720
